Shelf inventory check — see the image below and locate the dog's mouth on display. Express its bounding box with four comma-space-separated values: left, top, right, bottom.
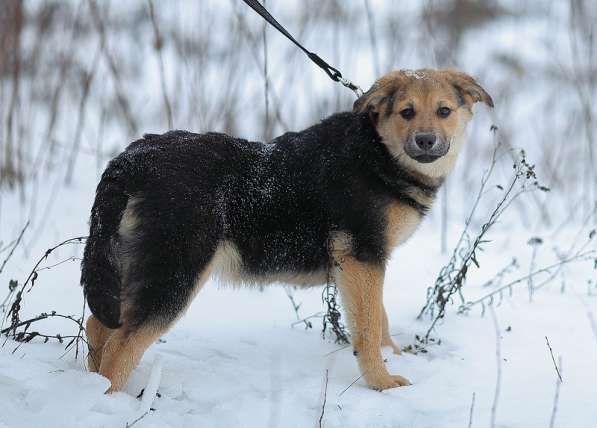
403, 135, 450, 164
412, 154, 442, 164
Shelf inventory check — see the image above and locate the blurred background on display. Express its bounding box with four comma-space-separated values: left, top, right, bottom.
1, 0, 595, 238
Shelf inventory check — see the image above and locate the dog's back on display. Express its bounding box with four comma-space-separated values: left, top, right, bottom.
81, 114, 385, 330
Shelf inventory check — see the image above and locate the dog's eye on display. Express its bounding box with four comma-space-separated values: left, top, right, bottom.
400, 108, 415, 120
437, 106, 451, 118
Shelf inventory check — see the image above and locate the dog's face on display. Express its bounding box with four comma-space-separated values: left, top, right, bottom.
354, 69, 493, 178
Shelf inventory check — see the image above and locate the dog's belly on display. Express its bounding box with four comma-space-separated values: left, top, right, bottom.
209, 240, 328, 287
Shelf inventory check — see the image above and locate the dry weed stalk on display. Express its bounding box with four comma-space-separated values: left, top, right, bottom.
418, 127, 549, 340
1, 236, 88, 359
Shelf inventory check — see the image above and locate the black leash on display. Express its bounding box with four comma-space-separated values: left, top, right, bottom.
241, 0, 364, 98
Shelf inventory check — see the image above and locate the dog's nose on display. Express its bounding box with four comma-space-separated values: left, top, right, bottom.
414, 133, 437, 151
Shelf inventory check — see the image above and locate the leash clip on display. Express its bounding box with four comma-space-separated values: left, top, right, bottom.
338, 76, 364, 98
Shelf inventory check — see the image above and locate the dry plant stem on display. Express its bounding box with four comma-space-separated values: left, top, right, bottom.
65, 42, 102, 184
0, 220, 29, 276
34, 0, 83, 171
467, 220, 596, 310
528, 245, 538, 302
489, 305, 501, 428
363, 0, 381, 77
1, 236, 87, 332
418, 129, 500, 320
420, 137, 551, 340
480, 258, 518, 288
147, 0, 173, 129
230, 2, 289, 132
2, 1, 23, 187
549, 356, 563, 428
126, 411, 150, 428
568, 1, 596, 211
467, 392, 476, 428
285, 287, 319, 329
545, 336, 563, 382
88, 0, 138, 135
318, 369, 329, 428
1, 310, 88, 360
423, 163, 526, 335
338, 372, 365, 397
322, 254, 350, 344
261, 0, 270, 141
460, 248, 595, 313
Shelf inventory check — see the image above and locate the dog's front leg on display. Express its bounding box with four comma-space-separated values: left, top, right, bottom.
381, 303, 402, 355
335, 258, 410, 390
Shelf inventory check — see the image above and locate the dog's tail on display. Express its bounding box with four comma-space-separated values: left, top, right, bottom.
81, 157, 132, 329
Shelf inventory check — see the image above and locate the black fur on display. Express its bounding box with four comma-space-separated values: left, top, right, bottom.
81, 112, 437, 329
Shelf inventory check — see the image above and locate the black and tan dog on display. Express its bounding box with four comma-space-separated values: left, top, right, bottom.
81, 69, 492, 392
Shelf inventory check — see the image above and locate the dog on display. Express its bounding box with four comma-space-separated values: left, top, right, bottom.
81, 69, 493, 392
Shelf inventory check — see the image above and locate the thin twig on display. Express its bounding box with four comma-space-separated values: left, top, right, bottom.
363, 0, 381, 76
0, 220, 29, 276
126, 411, 149, 428
65, 41, 102, 183
147, 0, 173, 129
549, 356, 563, 428
460, 248, 595, 313
261, 0, 270, 140
285, 287, 316, 329
338, 373, 365, 397
545, 336, 563, 382
318, 369, 329, 428
467, 392, 476, 428
1, 236, 87, 333
323, 344, 351, 357
489, 306, 501, 428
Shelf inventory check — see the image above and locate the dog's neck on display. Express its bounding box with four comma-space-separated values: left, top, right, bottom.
373, 158, 444, 215
348, 112, 445, 214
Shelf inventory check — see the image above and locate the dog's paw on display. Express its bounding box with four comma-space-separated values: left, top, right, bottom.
367, 373, 411, 391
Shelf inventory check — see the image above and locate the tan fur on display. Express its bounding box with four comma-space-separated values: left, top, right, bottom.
118, 197, 141, 238
98, 324, 165, 393
384, 202, 422, 253
211, 240, 327, 287
381, 304, 401, 355
330, 231, 403, 354
86, 314, 114, 372
334, 257, 410, 389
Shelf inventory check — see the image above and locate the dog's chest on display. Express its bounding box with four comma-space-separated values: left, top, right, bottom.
384, 202, 423, 252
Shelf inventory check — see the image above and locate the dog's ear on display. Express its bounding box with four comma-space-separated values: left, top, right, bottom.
353, 83, 382, 117
441, 69, 494, 108
353, 81, 399, 125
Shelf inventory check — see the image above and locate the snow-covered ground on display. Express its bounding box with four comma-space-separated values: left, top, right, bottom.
0, 167, 595, 427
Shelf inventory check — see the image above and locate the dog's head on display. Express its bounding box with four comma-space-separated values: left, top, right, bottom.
354, 69, 493, 178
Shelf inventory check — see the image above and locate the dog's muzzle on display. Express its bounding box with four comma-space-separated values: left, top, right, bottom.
404, 132, 450, 163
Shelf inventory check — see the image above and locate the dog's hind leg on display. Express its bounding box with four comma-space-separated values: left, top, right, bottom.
381, 304, 401, 355
86, 314, 115, 372
98, 322, 167, 393
335, 257, 410, 390
98, 252, 216, 393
